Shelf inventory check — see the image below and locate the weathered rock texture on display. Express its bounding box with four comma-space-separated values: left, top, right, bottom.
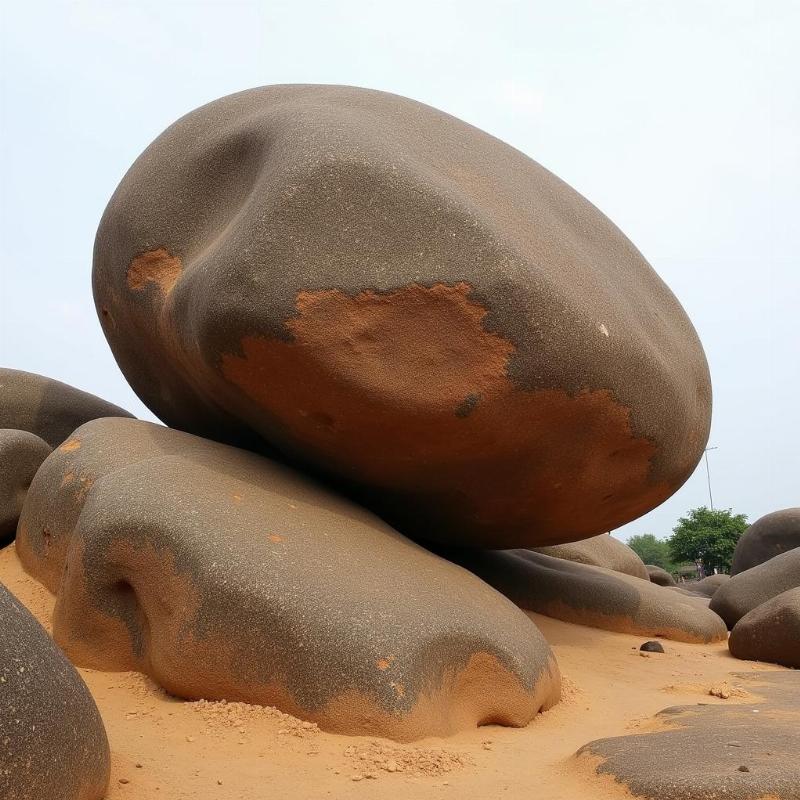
645, 564, 676, 586
577, 671, 800, 800
729, 587, 800, 668
710, 549, 800, 629
445, 549, 727, 643
93, 84, 711, 548
0, 430, 51, 546
0, 367, 132, 447
534, 533, 648, 579
731, 508, 800, 575
0, 581, 110, 800
17, 417, 559, 740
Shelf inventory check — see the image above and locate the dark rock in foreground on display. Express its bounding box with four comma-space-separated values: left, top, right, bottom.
93, 84, 711, 549
577, 671, 800, 800
17, 417, 559, 740
0, 430, 51, 546
0, 367, 132, 448
0, 581, 110, 800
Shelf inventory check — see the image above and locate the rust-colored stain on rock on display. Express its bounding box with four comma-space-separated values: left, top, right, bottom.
221, 283, 669, 542
127, 248, 182, 295
59, 439, 82, 453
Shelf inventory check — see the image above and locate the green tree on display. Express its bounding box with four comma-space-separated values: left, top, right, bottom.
627, 533, 673, 570
667, 507, 748, 575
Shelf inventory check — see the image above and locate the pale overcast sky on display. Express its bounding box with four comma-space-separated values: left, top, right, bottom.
1, 1, 797, 541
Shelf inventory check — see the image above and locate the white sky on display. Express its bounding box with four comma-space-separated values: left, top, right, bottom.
1, 1, 798, 541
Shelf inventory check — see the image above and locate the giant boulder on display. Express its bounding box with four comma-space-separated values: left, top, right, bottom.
93, 85, 711, 548
0, 581, 110, 800
0, 367, 133, 447
16, 417, 559, 741
731, 508, 800, 575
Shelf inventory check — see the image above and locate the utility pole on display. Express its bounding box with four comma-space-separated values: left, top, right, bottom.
704, 446, 718, 511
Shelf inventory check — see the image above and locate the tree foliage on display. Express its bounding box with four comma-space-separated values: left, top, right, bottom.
627, 533, 673, 570
667, 507, 748, 574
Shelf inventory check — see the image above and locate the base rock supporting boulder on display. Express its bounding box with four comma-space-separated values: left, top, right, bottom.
16, 418, 560, 741
0, 581, 110, 800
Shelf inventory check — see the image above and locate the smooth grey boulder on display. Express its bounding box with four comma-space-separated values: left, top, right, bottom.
0, 581, 110, 800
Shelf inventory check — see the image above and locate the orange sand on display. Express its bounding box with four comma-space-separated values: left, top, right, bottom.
0, 544, 785, 800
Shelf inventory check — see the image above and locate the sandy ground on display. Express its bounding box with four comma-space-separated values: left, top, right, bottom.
0, 543, 786, 800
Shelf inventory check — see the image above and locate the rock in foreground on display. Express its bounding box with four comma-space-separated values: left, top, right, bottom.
17, 418, 559, 740
0, 581, 110, 800
93, 84, 711, 548
446, 549, 727, 643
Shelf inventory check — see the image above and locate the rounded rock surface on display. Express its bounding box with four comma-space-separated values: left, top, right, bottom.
93, 84, 712, 549
534, 533, 649, 579
645, 564, 676, 586
731, 508, 800, 575
710, 549, 800, 629
0, 367, 133, 448
729, 587, 800, 668
0, 430, 52, 546
0, 581, 110, 800
17, 417, 560, 740
445, 548, 727, 643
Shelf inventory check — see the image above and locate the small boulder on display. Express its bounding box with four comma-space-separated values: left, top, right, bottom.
17, 418, 560, 740
445, 549, 727, 643
729, 587, 800, 668
0, 581, 110, 800
645, 564, 676, 586
0, 367, 132, 447
710, 549, 800, 628
640, 640, 665, 653
533, 534, 649, 580
0, 430, 52, 545
687, 573, 730, 597
731, 508, 800, 575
